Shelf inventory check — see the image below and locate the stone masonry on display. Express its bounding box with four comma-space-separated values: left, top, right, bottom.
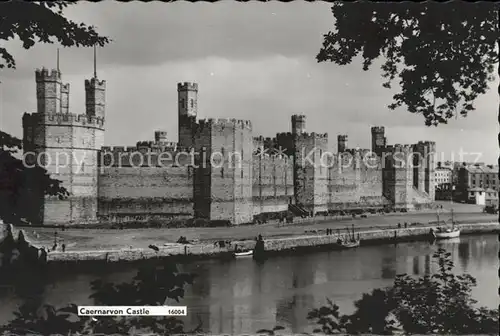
20, 67, 436, 226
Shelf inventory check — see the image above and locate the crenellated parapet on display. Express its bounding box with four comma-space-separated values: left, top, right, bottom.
35, 68, 60, 82
276, 132, 293, 138
177, 82, 198, 91
371, 126, 385, 134
193, 117, 252, 135
23, 112, 105, 129
61, 83, 70, 93
384, 144, 414, 155
296, 132, 328, 139
85, 77, 106, 89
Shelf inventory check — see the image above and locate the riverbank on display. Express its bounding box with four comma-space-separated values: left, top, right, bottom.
44, 222, 498, 265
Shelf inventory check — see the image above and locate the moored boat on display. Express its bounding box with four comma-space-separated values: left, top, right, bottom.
432, 227, 461, 239
432, 208, 461, 240
234, 250, 253, 258
336, 224, 361, 249
337, 239, 361, 248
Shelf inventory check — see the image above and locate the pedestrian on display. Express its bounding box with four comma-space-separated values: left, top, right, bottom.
62, 244, 66, 252
404, 222, 408, 228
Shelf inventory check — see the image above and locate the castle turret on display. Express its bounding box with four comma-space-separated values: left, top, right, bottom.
154, 130, 168, 143
337, 134, 348, 153
371, 126, 386, 156
22, 50, 106, 226
61, 83, 70, 113
58, 49, 70, 114
178, 82, 198, 149
36, 68, 61, 114
85, 78, 106, 119
85, 47, 106, 119
291, 114, 306, 136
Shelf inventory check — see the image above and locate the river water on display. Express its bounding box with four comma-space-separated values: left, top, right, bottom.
0, 234, 498, 334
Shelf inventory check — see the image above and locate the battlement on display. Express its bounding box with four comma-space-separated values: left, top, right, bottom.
177, 82, 198, 91
197, 117, 252, 129
383, 143, 414, 155
297, 132, 328, 139
417, 140, 436, 148
371, 126, 385, 133
61, 83, 70, 92
276, 132, 293, 138
35, 68, 60, 82
291, 114, 306, 121
23, 112, 105, 128
154, 131, 168, 139
85, 77, 106, 89
136, 140, 178, 151
338, 135, 348, 141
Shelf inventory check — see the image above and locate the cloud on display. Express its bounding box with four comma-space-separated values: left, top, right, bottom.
0, 1, 498, 165
2, 1, 334, 76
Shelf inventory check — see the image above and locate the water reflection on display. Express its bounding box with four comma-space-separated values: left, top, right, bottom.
424, 255, 431, 275
0, 234, 497, 334
458, 242, 470, 271
381, 257, 395, 279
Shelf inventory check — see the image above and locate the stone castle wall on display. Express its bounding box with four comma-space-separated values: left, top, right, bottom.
21, 70, 436, 227
252, 155, 294, 215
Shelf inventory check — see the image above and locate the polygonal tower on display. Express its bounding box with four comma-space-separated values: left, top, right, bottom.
22, 60, 106, 225
178, 82, 198, 149
35, 67, 62, 114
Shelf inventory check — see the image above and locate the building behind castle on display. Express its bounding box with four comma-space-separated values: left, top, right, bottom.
21, 67, 436, 226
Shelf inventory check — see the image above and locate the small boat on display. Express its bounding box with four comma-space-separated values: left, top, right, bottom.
336, 224, 361, 249
433, 227, 460, 239
337, 239, 361, 249
234, 250, 253, 258
432, 208, 461, 240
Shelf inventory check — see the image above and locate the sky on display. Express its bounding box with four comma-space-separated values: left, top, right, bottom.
1, 1, 498, 164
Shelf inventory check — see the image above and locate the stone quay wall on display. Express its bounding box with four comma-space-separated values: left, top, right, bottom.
43, 222, 498, 264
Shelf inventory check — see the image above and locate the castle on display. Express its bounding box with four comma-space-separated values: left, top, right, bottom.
21, 66, 436, 226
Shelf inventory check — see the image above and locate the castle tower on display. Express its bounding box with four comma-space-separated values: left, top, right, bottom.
382, 145, 414, 210
293, 131, 329, 215
61, 83, 70, 113
371, 126, 386, 156
58, 49, 70, 114
413, 142, 427, 192
423, 141, 436, 200
178, 82, 198, 149
337, 135, 347, 153
291, 115, 306, 136
36, 68, 61, 114
193, 118, 253, 225
22, 51, 106, 225
85, 46, 106, 119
